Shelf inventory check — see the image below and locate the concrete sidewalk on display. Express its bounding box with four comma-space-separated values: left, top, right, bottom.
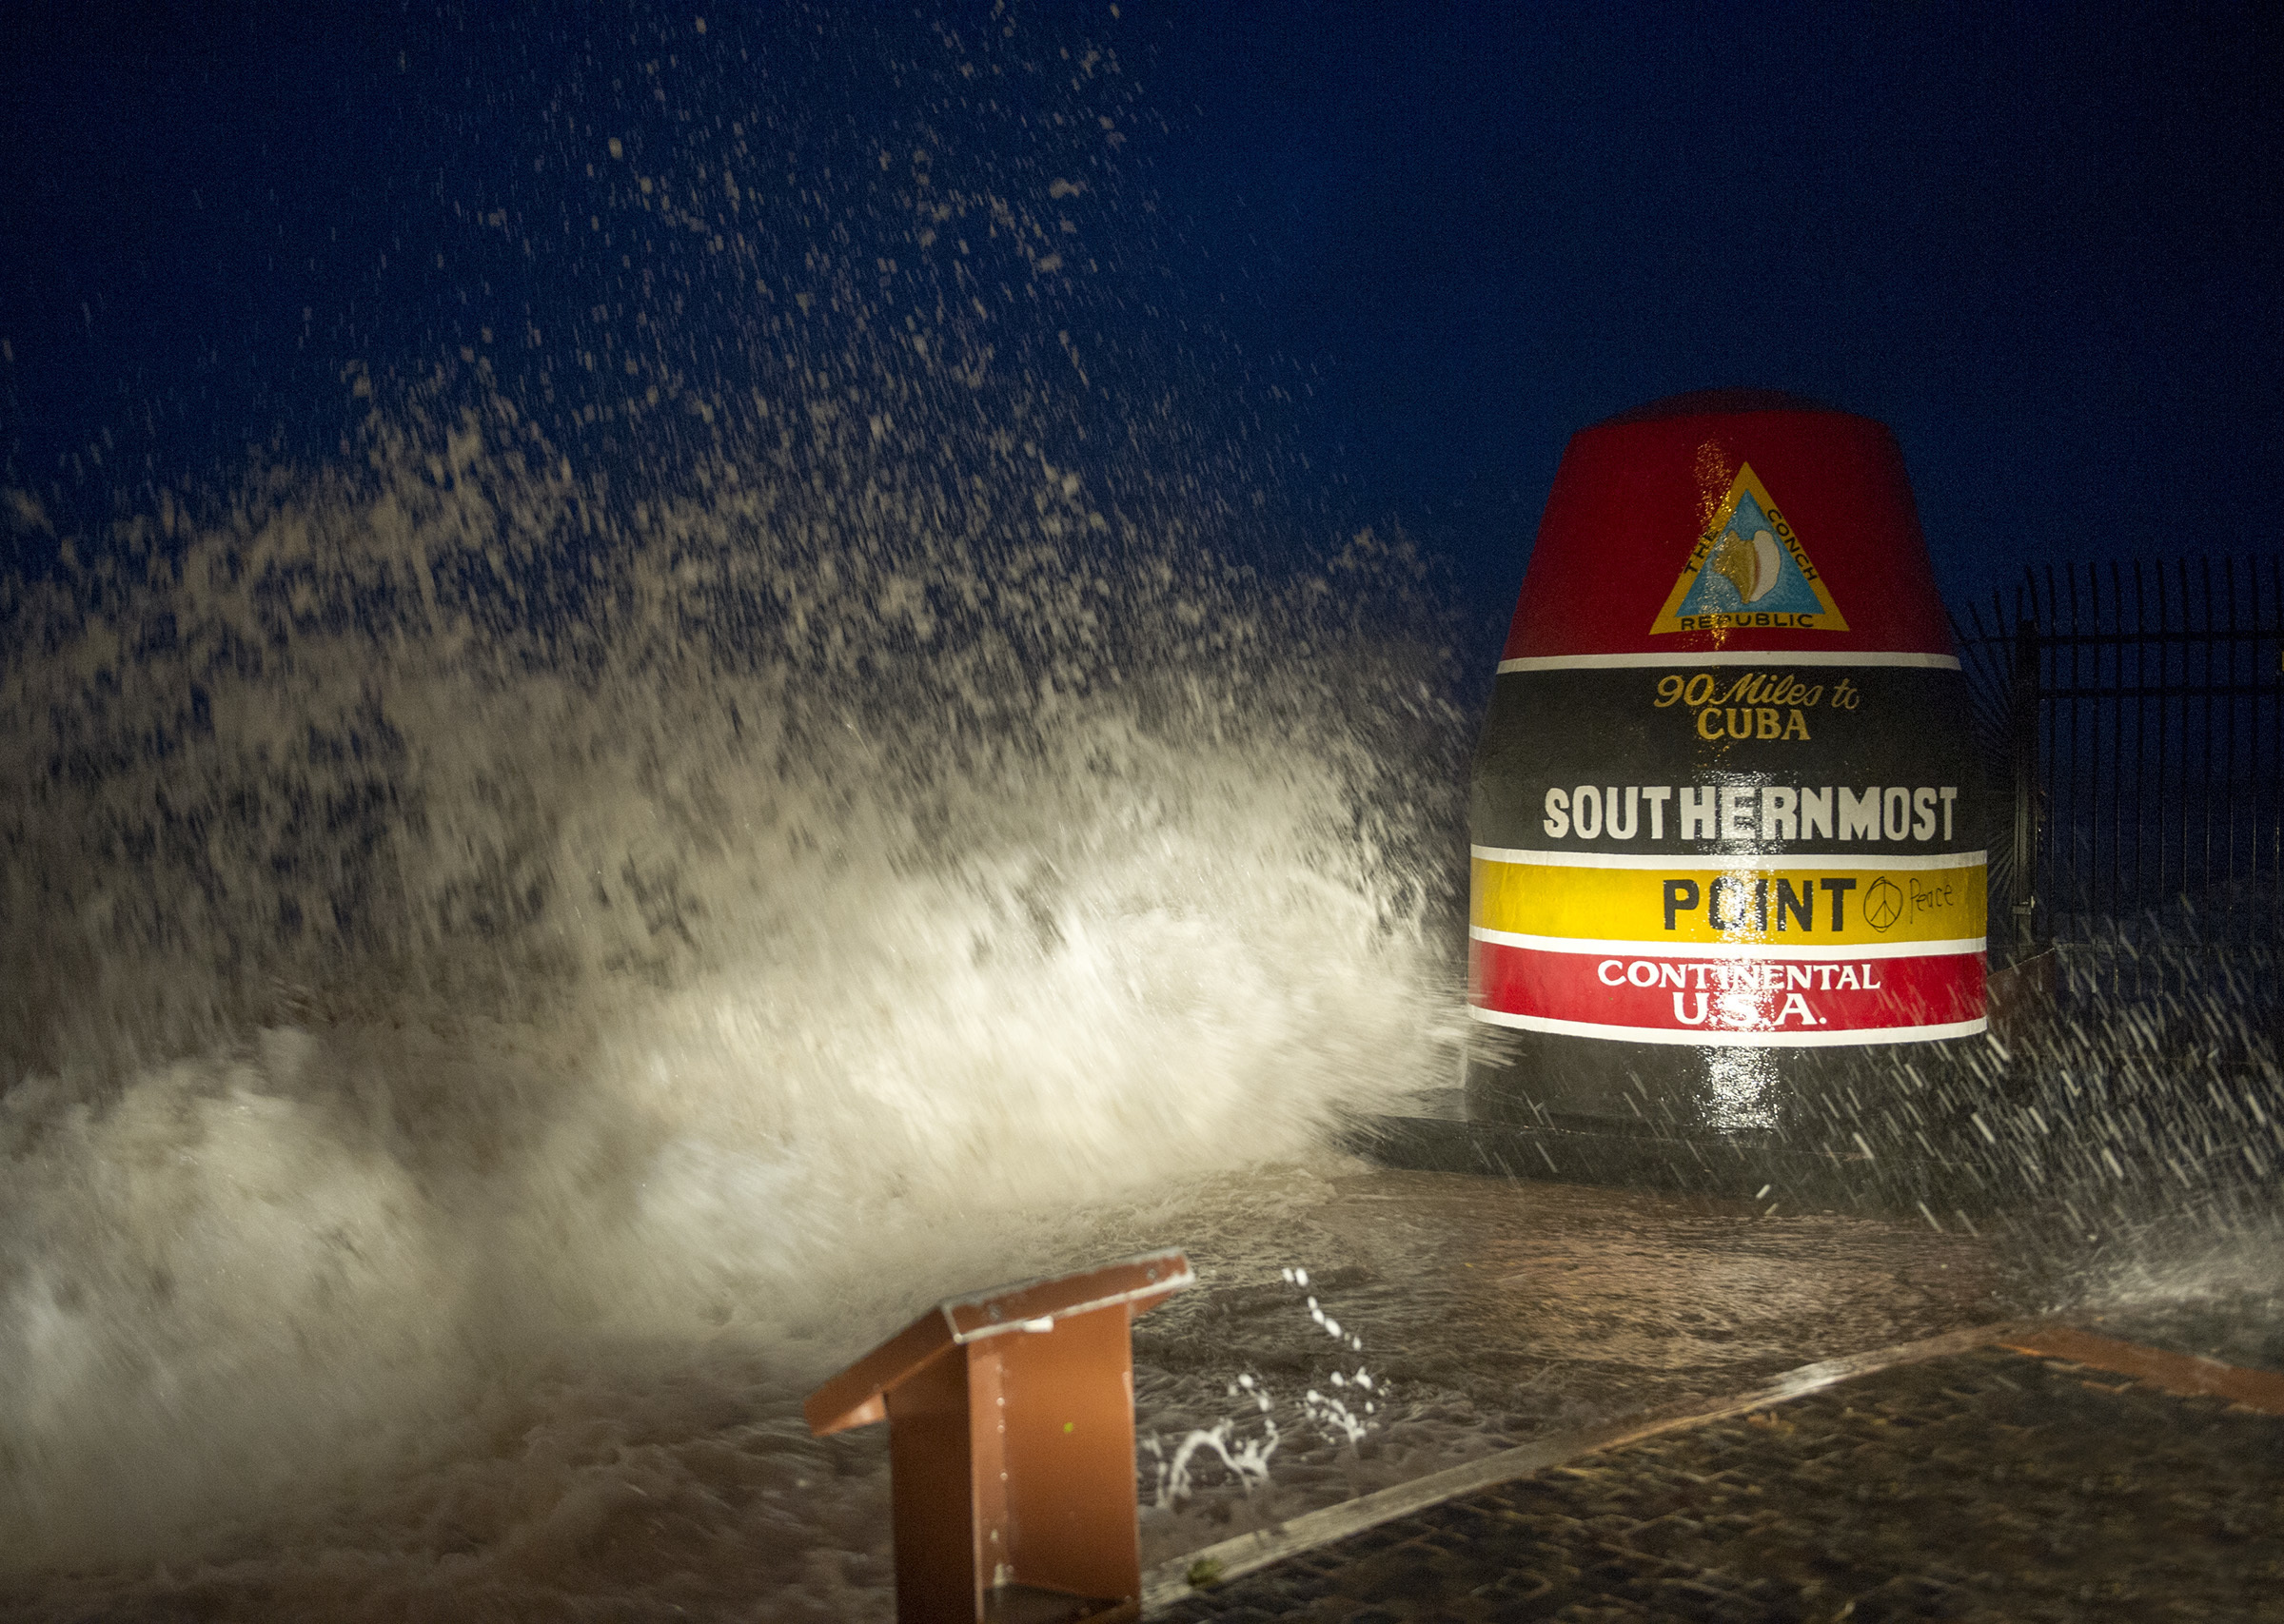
1139, 1326, 2284, 1623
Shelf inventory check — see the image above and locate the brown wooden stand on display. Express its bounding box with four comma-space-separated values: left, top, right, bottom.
805, 1249, 1193, 1624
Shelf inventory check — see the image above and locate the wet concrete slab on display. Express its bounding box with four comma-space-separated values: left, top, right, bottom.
1143, 1332, 2284, 1622
1128, 1164, 2026, 1574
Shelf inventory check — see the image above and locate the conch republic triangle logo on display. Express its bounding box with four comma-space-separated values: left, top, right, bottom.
1651, 463, 1849, 634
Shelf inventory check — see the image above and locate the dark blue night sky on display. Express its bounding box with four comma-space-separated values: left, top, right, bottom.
4, 1, 2276, 635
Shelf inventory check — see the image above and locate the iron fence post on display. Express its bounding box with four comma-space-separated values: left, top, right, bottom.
2011, 616, 2041, 949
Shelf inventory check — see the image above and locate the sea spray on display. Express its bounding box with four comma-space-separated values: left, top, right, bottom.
0, 3, 1473, 1587
1143, 1264, 1388, 1524
0, 374, 1468, 1574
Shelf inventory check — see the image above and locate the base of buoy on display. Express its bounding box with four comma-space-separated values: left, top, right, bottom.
1461, 1027, 2009, 1144
1336, 1099, 1998, 1218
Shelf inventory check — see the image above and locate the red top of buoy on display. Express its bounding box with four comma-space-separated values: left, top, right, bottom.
1502, 397, 1955, 661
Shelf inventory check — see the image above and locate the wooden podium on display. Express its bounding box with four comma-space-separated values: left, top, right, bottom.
805, 1249, 1193, 1624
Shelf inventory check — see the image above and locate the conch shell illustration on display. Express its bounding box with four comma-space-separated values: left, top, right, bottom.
1707, 525, 1783, 605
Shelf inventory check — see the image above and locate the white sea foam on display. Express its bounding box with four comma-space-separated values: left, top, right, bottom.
0, 377, 1466, 1585
0, 6, 1470, 1596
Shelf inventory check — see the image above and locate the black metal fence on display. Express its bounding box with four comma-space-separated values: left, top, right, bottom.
1955, 556, 2284, 958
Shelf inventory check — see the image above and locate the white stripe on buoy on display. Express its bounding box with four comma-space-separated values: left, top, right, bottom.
1466, 1007, 1989, 1047
1496, 650, 1960, 673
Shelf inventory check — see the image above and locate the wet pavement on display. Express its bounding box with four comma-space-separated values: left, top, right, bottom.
1131, 1164, 2022, 1568
1143, 1328, 2284, 1622
1, 1158, 2268, 1622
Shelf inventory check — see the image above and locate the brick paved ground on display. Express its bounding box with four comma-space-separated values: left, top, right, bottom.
1153, 1344, 2284, 1623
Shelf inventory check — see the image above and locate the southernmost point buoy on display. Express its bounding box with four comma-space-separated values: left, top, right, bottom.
1467, 391, 1986, 1137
